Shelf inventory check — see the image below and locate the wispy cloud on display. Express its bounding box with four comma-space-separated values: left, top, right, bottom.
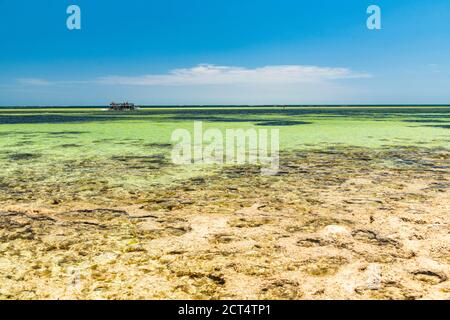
17, 78, 53, 86
96, 64, 371, 86
427, 64, 442, 74
14, 64, 370, 88
8, 64, 372, 105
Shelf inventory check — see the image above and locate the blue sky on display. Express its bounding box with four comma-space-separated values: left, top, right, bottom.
0, 0, 449, 105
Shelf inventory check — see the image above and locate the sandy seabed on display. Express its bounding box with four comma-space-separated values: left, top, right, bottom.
0, 146, 449, 300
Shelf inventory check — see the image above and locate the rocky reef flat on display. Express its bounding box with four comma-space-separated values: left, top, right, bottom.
0, 146, 449, 299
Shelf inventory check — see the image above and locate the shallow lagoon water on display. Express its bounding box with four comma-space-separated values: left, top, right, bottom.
1, 106, 448, 148
0, 106, 449, 201
0, 106, 449, 299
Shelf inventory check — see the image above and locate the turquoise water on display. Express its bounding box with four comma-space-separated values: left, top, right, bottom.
0, 106, 448, 203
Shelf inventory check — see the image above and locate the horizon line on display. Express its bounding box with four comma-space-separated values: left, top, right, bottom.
1, 104, 450, 109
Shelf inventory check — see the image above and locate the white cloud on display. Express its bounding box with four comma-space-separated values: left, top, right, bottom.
427, 64, 441, 74
9, 64, 372, 104
17, 78, 53, 86
96, 64, 370, 86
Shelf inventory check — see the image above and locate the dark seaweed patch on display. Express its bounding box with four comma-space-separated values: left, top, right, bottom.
144, 143, 173, 149
111, 154, 168, 165
169, 115, 313, 126
12, 141, 35, 147
92, 139, 115, 143
0, 131, 40, 136
256, 120, 312, 126
403, 119, 448, 124
47, 131, 87, 135
8, 153, 42, 161
60, 143, 82, 148
427, 125, 450, 129
0, 114, 138, 125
